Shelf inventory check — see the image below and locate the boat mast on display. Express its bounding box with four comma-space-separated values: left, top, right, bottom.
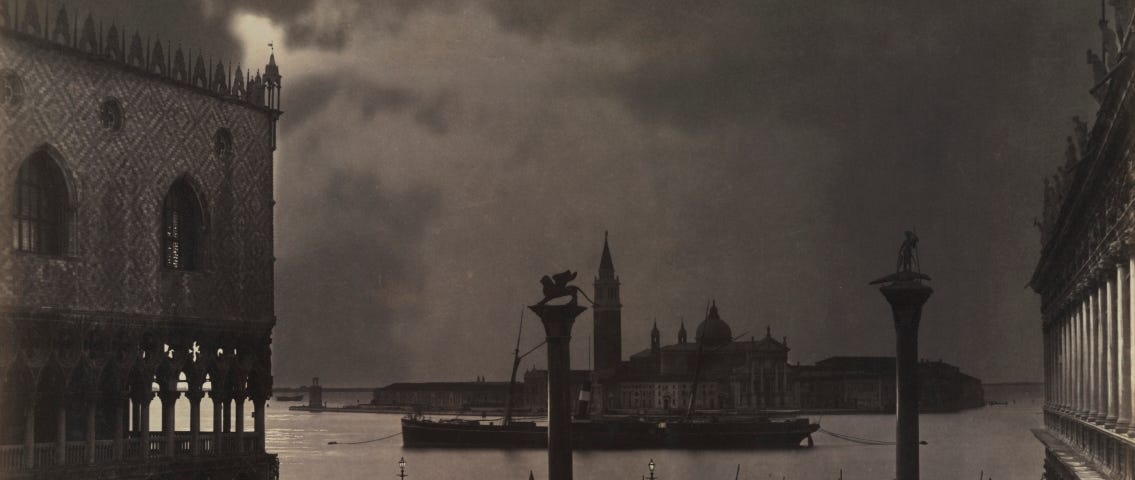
684, 301, 711, 419
684, 313, 748, 419
504, 308, 546, 426
504, 308, 525, 426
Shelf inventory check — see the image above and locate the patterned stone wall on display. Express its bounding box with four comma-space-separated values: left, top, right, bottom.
0, 32, 276, 325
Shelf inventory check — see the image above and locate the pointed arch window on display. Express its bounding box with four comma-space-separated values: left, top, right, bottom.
162, 178, 203, 270
14, 152, 69, 255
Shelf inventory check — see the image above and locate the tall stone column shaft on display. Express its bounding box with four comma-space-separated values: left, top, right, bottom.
1071, 308, 1080, 417
1045, 329, 1052, 407
235, 396, 245, 452
1059, 318, 1066, 411
131, 400, 140, 432
209, 392, 224, 453
1081, 302, 1089, 418
1129, 257, 1135, 436
113, 398, 125, 461
1065, 317, 1072, 412
1085, 292, 1094, 422
160, 391, 179, 457
1072, 313, 1078, 413
187, 390, 203, 455
56, 401, 66, 465
1118, 262, 1131, 432
23, 403, 35, 468
253, 398, 266, 452
223, 400, 232, 433
1107, 277, 1118, 427
86, 401, 96, 464
530, 303, 585, 480
880, 281, 932, 480
139, 395, 151, 461
1098, 286, 1108, 424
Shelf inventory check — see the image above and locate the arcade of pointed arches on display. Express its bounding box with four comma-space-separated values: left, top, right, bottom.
1, 145, 273, 473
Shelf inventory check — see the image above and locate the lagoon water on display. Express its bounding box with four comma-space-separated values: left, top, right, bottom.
151, 384, 1040, 478
220, 384, 1042, 480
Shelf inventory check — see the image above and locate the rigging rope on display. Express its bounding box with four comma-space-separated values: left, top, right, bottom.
817, 428, 895, 446
327, 431, 402, 445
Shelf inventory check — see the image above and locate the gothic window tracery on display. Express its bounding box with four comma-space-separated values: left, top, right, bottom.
14, 151, 69, 255
0, 70, 23, 108
214, 128, 234, 158
99, 97, 124, 131
163, 178, 203, 270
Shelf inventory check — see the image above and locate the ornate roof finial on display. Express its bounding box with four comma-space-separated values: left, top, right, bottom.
127, 31, 144, 66
0, 1, 10, 29
105, 23, 121, 60
265, 45, 280, 80
52, 4, 70, 45
80, 14, 96, 52
22, 0, 40, 36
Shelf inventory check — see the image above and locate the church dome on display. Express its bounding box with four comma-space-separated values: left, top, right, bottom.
695, 301, 732, 347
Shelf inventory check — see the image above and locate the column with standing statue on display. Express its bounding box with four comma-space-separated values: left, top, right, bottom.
871, 231, 933, 480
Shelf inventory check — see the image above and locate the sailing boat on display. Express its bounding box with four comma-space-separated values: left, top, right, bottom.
401, 309, 548, 448
401, 305, 820, 449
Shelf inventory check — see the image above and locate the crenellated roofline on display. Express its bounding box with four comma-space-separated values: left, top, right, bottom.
0, 0, 282, 116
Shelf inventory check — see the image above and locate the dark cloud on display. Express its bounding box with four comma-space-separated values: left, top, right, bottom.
273, 170, 441, 387
283, 73, 455, 134
108, 0, 1107, 386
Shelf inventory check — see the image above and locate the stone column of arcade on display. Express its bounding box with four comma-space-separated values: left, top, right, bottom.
528, 270, 588, 480
186, 387, 204, 455
1116, 261, 1130, 433
1106, 276, 1118, 429
872, 231, 932, 480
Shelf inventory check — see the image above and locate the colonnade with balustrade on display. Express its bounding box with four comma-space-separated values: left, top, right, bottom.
0, 317, 274, 477
1044, 256, 1135, 477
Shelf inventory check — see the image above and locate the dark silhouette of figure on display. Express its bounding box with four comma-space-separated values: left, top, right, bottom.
897, 231, 919, 273
537, 270, 594, 306
870, 231, 932, 285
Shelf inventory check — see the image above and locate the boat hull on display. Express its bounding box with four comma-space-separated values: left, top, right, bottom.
401, 417, 818, 449
401, 419, 546, 448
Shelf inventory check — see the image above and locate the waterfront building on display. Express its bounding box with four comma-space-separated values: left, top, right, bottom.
0, 3, 282, 479
373, 379, 515, 411
793, 357, 984, 412
1030, 5, 1135, 478
587, 236, 794, 412
607, 314, 794, 411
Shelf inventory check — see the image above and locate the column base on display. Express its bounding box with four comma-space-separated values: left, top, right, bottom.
1114, 419, 1129, 434
1105, 415, 1118, 429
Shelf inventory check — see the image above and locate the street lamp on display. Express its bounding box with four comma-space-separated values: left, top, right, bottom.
398, 457, 407, 480
647, 459, 657, 480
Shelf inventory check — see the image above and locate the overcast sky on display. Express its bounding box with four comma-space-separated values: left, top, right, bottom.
82, 0, 1104, 386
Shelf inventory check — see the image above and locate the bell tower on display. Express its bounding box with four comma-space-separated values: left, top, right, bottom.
593, 232, 622, 373
650, 321, 660, 353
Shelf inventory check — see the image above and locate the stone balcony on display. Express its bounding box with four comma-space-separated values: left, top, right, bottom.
0, 432, 274, 479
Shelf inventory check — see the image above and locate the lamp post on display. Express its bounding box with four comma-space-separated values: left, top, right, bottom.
647, 459, 657, 480
398, 457, 407, 480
